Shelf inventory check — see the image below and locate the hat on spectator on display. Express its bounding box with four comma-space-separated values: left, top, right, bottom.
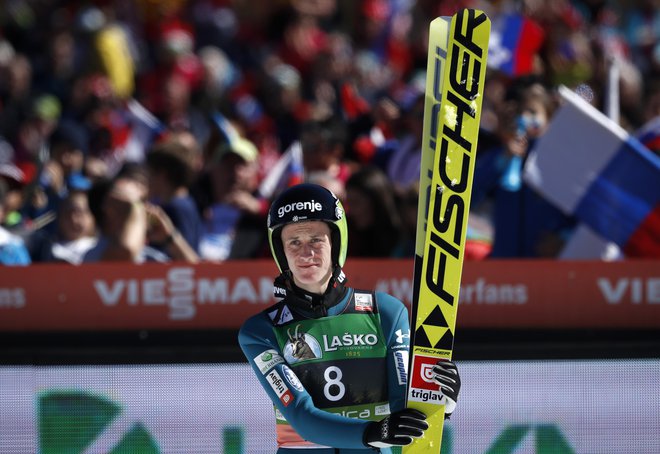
32, 95, 61, 122
214, 137, 258, 163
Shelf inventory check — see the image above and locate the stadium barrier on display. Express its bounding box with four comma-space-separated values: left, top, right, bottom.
1, 259, 658, 331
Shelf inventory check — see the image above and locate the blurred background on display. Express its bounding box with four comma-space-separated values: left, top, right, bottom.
0, 0, 658, 452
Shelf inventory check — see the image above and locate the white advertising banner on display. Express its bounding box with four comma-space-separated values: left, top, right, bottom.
1, 360, 659, 453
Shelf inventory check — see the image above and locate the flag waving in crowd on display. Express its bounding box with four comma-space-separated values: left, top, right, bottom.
524, 86, 660, 258
488, 13, 545, 77
635, 116, 660, 156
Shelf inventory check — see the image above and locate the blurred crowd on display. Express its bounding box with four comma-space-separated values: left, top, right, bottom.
0, 0, 658, 265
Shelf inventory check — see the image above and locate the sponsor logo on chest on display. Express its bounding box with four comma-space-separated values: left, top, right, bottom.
322, 333, 379, 351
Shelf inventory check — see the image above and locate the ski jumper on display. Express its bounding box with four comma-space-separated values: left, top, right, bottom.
239, 274, 411, 453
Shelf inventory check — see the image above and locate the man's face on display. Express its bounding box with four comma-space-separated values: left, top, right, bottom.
281, 221, 333, 294
52, 144, 84, 175
102, 177, 147, 235
212, 153, 258, 195
58, 192, 95, 241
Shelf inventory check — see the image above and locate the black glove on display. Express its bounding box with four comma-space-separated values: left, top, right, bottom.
432, 360, 461, 418
363, 408, 429, 449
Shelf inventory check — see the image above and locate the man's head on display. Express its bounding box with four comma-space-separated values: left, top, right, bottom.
210, 137, 259, 198
300, 116, 347, 173
268, 183, 347, 274
146, 139, 197, 200
49, 120, 87, 176
57, 191, 95, 241
101, 175, 147, 237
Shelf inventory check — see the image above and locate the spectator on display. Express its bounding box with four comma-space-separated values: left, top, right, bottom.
145, 138, 203, 253
307, 170, 346, 202
345, 165, 402, 257
382, 88, 425, 191
84, 167, 198, 263
10, 94, 61, 195
196, 46, 240, 116
157, 73, 210, 147
136, 17, 208, 145
47, 121, 89, 192
33, 190, 97, 264
622, 0, 660, 77
167, 129, 205, 173
24, 120, 91, 223
198, 137, 269, 261
0, 140, 28, 229
472, 80, 576, 258
69, 73, 125, 176
34, 28, 79, 105
391, 182, 419, 258
0, 178, 31, 265
0, 53, 33, 140
300, 116, 354, 183
261, 60, 308, 152
0, 1, 656, 261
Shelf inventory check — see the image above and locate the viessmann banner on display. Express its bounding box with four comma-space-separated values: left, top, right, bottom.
0, 260, 658, 331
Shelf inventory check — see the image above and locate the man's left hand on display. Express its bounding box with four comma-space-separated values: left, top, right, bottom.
431, 360, 460, 418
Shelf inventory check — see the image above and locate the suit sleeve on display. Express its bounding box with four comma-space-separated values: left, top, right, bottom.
238, 313, 371, 449
375, 292, 411, 413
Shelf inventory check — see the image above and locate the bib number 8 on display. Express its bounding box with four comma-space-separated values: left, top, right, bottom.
323, 366, 345, 402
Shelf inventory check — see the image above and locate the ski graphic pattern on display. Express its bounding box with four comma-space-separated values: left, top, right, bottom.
404, 9, 490, 454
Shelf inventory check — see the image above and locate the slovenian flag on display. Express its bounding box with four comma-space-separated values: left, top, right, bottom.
636, 116, 660, 155
523, 86, 660, 258
488, 13, 545, 77
258, 141, 304, 199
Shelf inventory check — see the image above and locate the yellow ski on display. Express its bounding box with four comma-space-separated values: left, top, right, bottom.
404, 9, 490, 454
